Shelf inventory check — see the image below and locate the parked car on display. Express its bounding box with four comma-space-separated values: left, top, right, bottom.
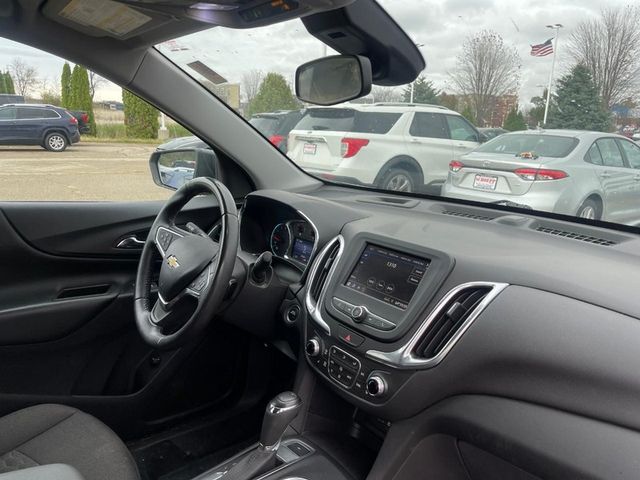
442, 129, 640, 223
287, 103, 483, 193
249, 110, 305, 152
479, 127, 508, 140
69, 111, 91, 134
0, 103, 80, 151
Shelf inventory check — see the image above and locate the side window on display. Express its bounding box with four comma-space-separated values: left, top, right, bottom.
446, 115, 478, 142
43, 109, 61, 119
596, 139, 625, 168
409, 113, 448, 139
585, 143, 604, 166
17, 108, 47, 119
0, 107, 16, 120
618, 140, 640, 169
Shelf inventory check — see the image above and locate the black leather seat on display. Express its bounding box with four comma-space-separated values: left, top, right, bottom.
0, 404, 139, 480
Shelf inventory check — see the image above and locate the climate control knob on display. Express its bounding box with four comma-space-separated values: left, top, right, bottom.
366, 374, 387, 397
305, 338, 321, 357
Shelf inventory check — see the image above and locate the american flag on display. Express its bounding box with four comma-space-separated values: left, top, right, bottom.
531, 38, 554, 57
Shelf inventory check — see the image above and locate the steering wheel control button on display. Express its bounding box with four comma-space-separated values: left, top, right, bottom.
336, 325, 365, 348
328, 346, 361, 388
188, 269, 209, 293
351, 305, 368, 323
157, 228, 177, 252
366, 374, 387, 398
305, 338, 321, 357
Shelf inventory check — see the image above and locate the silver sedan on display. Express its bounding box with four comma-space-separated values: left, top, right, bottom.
442, 130, 640, 225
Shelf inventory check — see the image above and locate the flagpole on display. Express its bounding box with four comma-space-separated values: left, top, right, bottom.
543, 24, 563, 126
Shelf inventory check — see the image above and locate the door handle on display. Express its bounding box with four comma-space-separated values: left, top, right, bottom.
634, 175, 640, 181
115, 236, 145, 249
600, 172, 612, 179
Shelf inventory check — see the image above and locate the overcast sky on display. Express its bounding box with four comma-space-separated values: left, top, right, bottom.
0, 0, 629, 107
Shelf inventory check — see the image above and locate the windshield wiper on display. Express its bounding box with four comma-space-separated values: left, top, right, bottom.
491, 200, 533, 210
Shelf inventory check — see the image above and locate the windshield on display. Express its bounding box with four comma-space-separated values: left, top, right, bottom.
158, 0, 640, 228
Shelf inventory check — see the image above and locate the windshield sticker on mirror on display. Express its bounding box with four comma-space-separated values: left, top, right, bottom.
59, 0, 151, 37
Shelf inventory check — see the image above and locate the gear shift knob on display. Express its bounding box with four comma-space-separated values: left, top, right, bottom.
259, 391, 301, 450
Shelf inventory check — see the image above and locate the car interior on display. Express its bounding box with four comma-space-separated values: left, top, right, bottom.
1, 1, 640, 480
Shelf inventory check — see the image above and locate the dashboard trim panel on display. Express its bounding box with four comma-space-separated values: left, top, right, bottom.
366, 281, 509, 369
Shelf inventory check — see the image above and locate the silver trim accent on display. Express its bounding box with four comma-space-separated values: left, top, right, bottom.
304, 236, 345, 335
366, 282, 509, 369
305, 338, 320, 357
366, 374, 386, 397
116, 236, 145, 249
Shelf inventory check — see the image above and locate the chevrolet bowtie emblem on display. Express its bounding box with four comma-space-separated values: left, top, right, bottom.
167, 255, 180, 269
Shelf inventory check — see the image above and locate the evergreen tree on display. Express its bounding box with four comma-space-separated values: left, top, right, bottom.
69, 65, 96, 135
4, 72, 15, 95
61, 62, 72, 108
503, 108, 527, 131
461, 105, 476, 125
246, 73, 298, 117
0, 73, 7, 94
546, 64, 611, 131
402, 76, 440, 104
122, 89, 159, 139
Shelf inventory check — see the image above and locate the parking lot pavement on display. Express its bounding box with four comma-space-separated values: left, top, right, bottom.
0, 142, 172, 201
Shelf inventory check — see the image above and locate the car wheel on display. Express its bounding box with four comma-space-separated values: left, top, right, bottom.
380, 168, 416, 193
44, 133, 68, 152
577, 198, 601, 220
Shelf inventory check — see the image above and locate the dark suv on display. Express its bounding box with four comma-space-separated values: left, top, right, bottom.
0, 104, 81, 152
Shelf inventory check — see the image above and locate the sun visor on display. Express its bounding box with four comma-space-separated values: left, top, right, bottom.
302, 0, 426, 86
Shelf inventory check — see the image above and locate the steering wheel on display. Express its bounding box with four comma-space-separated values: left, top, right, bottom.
134, 178, 238, 349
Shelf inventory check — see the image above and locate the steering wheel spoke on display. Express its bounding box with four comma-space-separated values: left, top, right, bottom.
154, 224, 188, 257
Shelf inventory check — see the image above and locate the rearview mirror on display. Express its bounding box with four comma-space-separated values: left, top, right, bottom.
295, 55, 372, 106
149, 148, 219, 190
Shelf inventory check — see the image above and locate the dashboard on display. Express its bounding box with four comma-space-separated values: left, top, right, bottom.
230, 188, 640, 479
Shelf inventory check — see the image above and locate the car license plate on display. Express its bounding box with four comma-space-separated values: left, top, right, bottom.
473, 174, 498, 190
303, 143, 317, 155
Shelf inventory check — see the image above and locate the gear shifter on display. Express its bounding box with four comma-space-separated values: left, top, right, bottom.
259, 391, 302, 450
218, 392, 301, 480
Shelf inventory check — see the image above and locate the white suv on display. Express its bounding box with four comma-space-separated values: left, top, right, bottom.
287, 103, 484, 193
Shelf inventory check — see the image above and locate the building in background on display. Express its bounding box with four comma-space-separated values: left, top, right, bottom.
203, 82, 241, 111
488, 94, 518, 128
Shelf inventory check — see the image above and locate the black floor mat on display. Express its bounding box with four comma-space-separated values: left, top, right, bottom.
130, 406, 263, 480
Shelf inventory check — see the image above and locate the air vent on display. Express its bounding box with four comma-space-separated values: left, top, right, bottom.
414, 286, 492, 359
442, 210, 496, 221
535, 226, 617, 246
305, 236, 344, 334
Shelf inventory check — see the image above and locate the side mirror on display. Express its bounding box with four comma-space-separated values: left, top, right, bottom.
478, 133, 489, 143
295, 55, 372, 106
149, 148, 219, 190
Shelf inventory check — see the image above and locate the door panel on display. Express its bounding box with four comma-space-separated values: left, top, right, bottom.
405, 112, 453, 185
0, 197, 255, 440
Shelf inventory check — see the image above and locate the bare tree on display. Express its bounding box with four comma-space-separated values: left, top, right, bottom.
88, 70, 107, 100
9, 58, 38, 97
567, 6, 640, 108
371, 86, 402, 103
242, 69, 263, 103
449, 31, 521, 126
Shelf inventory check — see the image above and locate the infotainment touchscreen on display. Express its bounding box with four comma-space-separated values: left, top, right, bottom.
345, 244, 429, 310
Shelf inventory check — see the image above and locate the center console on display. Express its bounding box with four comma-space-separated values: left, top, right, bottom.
303, 232, 454, 408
